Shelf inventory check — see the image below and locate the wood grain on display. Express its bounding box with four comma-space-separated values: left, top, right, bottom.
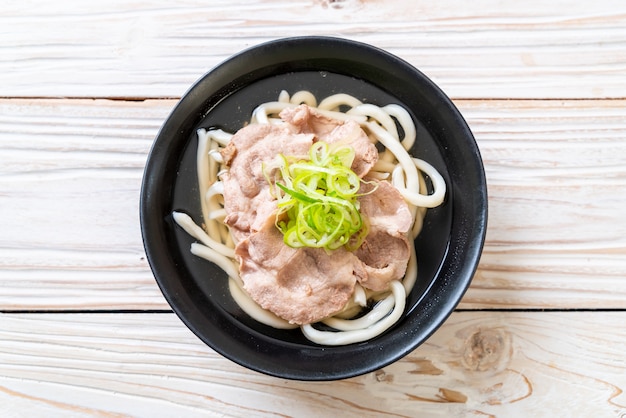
1, 98, 625, 310
2, 1, 626, 99
1, 311, 625, 417
458, 99, 626, 309
3, 1, 625, 415
0, 99, 170, 310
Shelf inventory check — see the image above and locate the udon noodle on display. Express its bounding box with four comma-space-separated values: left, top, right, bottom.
173, 90, 446, 345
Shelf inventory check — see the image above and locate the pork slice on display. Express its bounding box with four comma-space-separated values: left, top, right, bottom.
220, 123, 314, 240
359, 180, 413, 235
279, 104, 341, 139
354, 180, 413, 291
324, 120, 378, 177
236, 217, 363, 325
354, 229, 411, 292
280, 105, 378, 177
221, 185, 278, 243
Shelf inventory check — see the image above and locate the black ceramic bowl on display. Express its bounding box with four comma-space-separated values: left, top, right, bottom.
140, 36, 487, 381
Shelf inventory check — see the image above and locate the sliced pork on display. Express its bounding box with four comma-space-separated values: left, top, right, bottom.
358, 180, 413, 236
221, 105, 412, 324
236, 217, 365, 325
220, 123, 313, 241
280, 105, 378, 177
355, 181, 413, 291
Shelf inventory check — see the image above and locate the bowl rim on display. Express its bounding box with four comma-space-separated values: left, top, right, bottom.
140, 35, 487, 381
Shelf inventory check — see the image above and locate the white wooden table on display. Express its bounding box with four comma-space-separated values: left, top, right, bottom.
2, 1, 626, 416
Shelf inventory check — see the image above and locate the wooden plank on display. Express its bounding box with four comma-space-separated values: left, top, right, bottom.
458, 99, 626, 309
1, 311, 625, 417
1, 98, 625, 310
2, 1, 626, 99
0, 99, 171, 310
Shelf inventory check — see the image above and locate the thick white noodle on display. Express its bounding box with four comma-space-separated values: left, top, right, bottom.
365, 121, 445, 209
413, 157, 446, 206
352, 283, 367, 307
174, 91, 446, 345
289, 90, 317, 106
367, 171, 390, 180
363, 121, 422, 206
190, 243, 241, 286
205, 128, 233, 147
402, 239, 419, 293
208, 149, 223, 163
391, 159, 446, 209
208, 208, 227, 220
348, 104, 400, 142
412, 172, 428, 238
196, 129, 210, 229
301, 281, 406, 345
172, 211, 235, 259
229, 278, 298, 329
251, 102, 292, 124
383, 104, 416, 151
205, 182, 224, 204
277, 90, 290, 103
317, 93, 363, 110
322, 291, 395, 331
196, 129, 232, 242
372, 159, 397, 173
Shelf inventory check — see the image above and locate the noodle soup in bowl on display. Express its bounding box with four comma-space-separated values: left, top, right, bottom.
140, 36, 487, 381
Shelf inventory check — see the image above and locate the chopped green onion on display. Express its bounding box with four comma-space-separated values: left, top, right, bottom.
276, 182, 319, 204
265, 141, 369, 251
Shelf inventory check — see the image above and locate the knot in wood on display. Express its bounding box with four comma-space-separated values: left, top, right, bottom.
462, 328, 510, 372
374, 369, 394, 383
